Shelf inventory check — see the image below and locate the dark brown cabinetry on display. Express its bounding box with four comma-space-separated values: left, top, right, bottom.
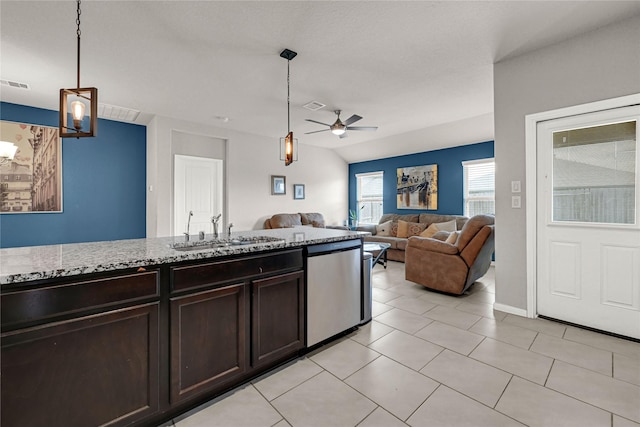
1, 270, 160, 427
170, 283, 249, 403
252, 270, 305, 368
168, 249, 305, 406
1, 249, 307, 426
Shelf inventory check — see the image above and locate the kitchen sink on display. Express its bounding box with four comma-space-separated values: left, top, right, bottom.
171, 236, 285, 251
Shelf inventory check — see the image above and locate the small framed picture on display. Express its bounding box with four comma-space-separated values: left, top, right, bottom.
271, 175, 286, 195
293, 184, 305, 200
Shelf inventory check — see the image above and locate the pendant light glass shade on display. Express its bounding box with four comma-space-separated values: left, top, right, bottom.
331, 124, 346, 135
60, 88, 97, 137
280, 131, 298, 166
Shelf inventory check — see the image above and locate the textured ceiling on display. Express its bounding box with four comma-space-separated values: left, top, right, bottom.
2, 1, 640, 163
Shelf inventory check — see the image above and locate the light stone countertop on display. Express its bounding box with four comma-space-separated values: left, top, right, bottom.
0, 227, 366, 286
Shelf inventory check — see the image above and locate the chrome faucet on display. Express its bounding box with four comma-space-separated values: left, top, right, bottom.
211, 214, 221, 238
184, 210, 193, 241
228, 222, 234, 237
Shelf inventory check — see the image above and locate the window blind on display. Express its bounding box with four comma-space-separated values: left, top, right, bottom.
463, 159, 495, 217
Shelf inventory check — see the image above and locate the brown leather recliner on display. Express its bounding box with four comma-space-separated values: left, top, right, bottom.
405, 214, 495, 295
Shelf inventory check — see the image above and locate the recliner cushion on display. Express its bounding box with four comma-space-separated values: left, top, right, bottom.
456, 214, 495, 250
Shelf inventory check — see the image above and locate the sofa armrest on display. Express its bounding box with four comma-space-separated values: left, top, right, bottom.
407, 236, 459, 255
356, 224, 377, 234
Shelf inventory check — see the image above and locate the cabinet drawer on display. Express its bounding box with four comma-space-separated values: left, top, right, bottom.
1, 302, 160, 427
171, 249, 303, 292
1, 269, 159, 328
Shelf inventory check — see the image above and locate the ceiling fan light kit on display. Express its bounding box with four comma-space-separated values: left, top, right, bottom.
279, 48, 298, 166
330, 114, 346, 135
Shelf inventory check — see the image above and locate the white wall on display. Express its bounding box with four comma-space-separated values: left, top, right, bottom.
147, 116, 349, 237
493, 15, 640, 311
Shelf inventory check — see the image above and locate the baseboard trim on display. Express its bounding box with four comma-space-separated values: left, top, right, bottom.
493, 303, 529, 318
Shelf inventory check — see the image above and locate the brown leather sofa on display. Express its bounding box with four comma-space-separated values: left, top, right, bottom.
264, 212, 348, 229
405, 214, 495, 295
357, 213, 468, 262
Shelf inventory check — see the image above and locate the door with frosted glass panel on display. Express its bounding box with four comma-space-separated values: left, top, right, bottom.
536, 106, 640, 339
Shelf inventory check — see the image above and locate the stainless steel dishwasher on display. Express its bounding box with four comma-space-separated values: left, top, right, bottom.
306, 239, 362, 347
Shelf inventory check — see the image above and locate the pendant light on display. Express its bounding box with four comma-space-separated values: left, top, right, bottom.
59, 0, 98, 138
279, 49, 298, 166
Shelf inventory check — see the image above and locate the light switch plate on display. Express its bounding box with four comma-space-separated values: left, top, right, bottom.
511, 180, 521, 193
512, 195, 521, 208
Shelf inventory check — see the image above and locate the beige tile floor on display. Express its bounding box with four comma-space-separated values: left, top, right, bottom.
163, 262, 640, 427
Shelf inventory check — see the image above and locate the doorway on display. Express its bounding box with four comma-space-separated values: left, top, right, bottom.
174, 155, 224, 238
531, 103, 640, 339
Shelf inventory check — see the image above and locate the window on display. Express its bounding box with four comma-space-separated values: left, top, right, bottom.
356, 171, 383, 224
552, 121, 636, 224
463, 158, 495, 217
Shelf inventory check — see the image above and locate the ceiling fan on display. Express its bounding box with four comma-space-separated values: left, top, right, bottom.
305, 110, 378, 139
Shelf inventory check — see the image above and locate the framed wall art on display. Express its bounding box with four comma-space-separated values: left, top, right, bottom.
293, 184, 305, 200
0, 120, 62, 213
271, 175, 286, 195
397, 164, 438, 210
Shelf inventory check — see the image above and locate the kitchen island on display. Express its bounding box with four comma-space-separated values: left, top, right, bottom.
1, 227, 365, 427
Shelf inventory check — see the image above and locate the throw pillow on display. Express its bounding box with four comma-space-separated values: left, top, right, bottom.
419, 219, 458, 238
419, 223, 440, 238
435, 219, 457, 232
390, 221, 399, 237
445, 231, 460, 244
376, 220, 393, 236
397, 220, 428, 238
397, 220, 409, 238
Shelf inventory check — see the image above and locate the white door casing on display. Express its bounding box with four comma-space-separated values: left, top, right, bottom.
535, 106, 640, 339
174, 155, 223, 238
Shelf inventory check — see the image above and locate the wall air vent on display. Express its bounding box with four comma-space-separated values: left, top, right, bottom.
303, 101, 326, 111
98, 103, 140, 122
1, 79, 30, 90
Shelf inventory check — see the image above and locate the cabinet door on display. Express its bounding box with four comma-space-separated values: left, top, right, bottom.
252, 271, 305, 368
1, 303, 160, 427
170, 283, 249, 403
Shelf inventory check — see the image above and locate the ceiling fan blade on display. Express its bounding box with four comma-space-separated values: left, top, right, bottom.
346, 126, 378, 132
304, 129, 330, 135
305, 119, 331, 127
342, 114, 362, 126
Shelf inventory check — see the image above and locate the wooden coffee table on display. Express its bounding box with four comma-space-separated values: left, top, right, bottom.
363, 242, 392, 269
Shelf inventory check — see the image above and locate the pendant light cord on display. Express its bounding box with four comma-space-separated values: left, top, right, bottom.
76, 0, 82, 89
287, 59, 291, 133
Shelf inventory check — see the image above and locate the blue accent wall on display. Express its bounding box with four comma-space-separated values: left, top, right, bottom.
349, 141, 494, 218
0, 102, 146, 248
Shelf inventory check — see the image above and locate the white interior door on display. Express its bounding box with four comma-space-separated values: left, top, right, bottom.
174, 155, 223, 237
536, 106, 640, 339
